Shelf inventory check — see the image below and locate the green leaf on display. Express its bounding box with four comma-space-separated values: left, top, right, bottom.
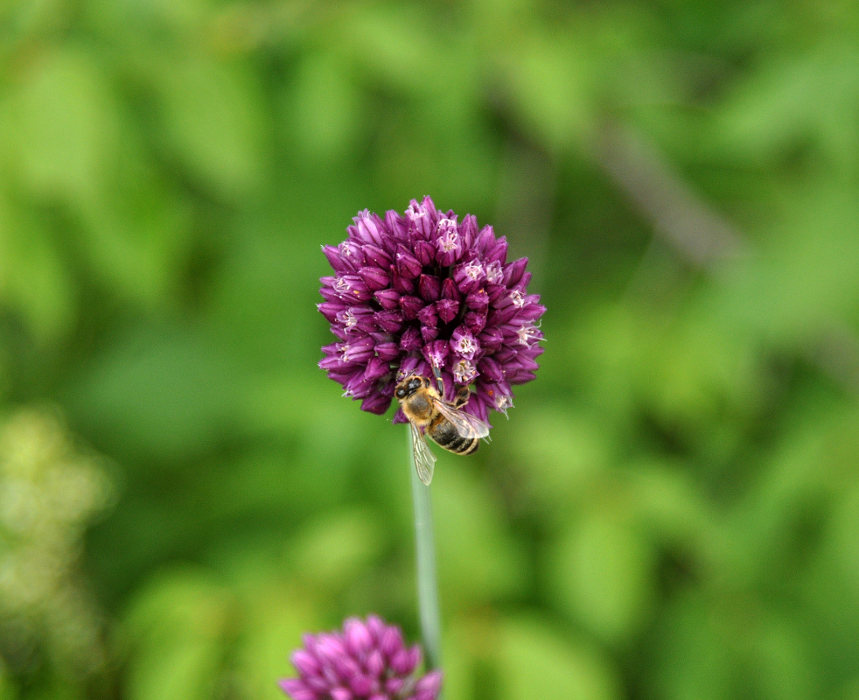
155, 56, 264, 198
230, 583, 318, 699
287, 49, 364, 162
123, 567, 234, 700
545, 507, 655, 643
7, 45, 118, 204
493, 28, 595, 152
434, 467, 527, 606
648, 594, 816, 700
0, 196, 76, 340
62, 325, 246, 462
706, 183, 859, 347
288, 508, 387, 591
494, 614, 622, 700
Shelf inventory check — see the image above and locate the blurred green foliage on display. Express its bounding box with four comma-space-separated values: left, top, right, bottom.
1, 0, 858, 698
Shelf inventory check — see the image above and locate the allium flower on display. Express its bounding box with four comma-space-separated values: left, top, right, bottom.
318, 196, 545, 424
279, 615, 443, 700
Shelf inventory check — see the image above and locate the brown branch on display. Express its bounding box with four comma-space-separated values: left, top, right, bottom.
592, 121, 859, 397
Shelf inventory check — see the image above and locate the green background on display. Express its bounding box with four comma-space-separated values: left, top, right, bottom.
2, 0, 858, 698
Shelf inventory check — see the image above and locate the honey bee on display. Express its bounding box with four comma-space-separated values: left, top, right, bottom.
395, 371, 491, 485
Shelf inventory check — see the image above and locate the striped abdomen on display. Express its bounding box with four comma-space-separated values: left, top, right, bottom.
427, 416, 480, 455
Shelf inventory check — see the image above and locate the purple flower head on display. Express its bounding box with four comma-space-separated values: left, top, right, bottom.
279, 615, 443, 700
319, 196, 545, 425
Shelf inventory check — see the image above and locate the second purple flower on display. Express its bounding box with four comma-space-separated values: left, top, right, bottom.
279, 616, 442, 700
318, 196, 545, 424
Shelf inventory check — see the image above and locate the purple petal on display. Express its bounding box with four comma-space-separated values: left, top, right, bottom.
332, 654, 361, 683
278, 679, 318, 700
484, 233, 508, 264
450, 327, 480, 360
517, 301, 546, 321
360, 392, 391, 414
414, 670, 443, 699
452, 358, 478, 384
375, 342, 400, 361
418, 274, 441, 302
435, 298, 459, 324
391, 269, 415, 295
348, 674, 374, 695
363, 356, 390, 383
374, 309, 404, 333
379, 626, 404, 659
365, 649, 385, 677
487, 303, 519, 326
463, 310, 486, 334
385, 677, 405, 694
385, 210, 406, 242
389, 648, 415, 675
322, 244, 354, 273
396, 246, 423, 278
358, 266, 390, 291
440, 277, 460, 301
365, 615, 386, 641
465, 289, 489, 313
422, 340, 449, 370
474, 225, 496, 256
373, 288, 400, 310
353, 210, 385, 245
406, 198, 433, 238
317, 301, 345, 323
435, 217, 462, 266
460, 213, 478, 249
453, 259, 485, 294
339, 337, 375, 363
399, 327, 422, 353
502, 256, 528, 286
417, 304, 438, 329
362, 243, 392, 268
291, 649, 321, 678
478, 327, 503, 352
414, 240, 435, 266
478, 355, 504, 382
399, 295, 424, 320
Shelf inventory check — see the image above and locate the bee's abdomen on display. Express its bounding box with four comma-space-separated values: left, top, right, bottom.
429, 420, 480, 455
441, 435, 480, 455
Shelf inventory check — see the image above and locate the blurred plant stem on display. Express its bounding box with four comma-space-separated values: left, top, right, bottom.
595, 121, 859, 398
408, 429, 443, 678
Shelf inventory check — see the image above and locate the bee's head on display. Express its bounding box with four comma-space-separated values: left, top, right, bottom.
395, 374, 428, 400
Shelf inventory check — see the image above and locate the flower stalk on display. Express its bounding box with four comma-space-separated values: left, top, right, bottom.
408, 429, 442, 675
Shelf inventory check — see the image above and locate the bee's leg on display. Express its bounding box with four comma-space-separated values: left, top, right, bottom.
453, 386, 470, 408
431, 365, 446, 396
432, 364, 469, 405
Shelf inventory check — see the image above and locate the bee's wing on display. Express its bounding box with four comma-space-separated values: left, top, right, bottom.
433, 399, 491, 439
409, 420, 436, 485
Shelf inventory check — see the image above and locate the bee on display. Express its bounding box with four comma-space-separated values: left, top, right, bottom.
395, 371, 491, 485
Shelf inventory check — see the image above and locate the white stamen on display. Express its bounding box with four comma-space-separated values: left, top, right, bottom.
516, 324, 541, 346
453, 359, 477, 384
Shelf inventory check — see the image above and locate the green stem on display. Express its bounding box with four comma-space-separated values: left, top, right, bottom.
408, 428, 443, 674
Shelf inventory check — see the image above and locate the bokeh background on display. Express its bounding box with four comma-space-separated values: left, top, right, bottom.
2, 1, 859, 698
